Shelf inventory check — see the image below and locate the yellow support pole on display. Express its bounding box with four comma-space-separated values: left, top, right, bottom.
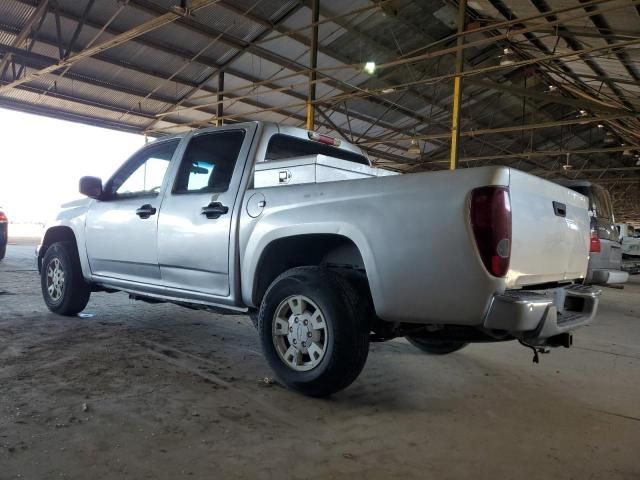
306, 0, 319, 131
450, 0, 467, 170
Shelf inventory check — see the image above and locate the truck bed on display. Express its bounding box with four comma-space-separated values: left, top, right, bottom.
240, 165, 592, 325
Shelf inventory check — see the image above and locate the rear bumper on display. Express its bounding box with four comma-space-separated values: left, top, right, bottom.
483, 284, 601, 346
590, 269, 629, 285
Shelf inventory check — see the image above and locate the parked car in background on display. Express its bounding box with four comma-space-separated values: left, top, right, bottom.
0, 208, 7, 261
556, 180, 628, 285
37, 122, 601, 396
616, 223, 640, 258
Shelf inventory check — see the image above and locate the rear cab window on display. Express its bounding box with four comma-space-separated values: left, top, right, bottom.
265, 134, 369, 166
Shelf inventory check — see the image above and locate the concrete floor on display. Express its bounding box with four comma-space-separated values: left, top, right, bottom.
1, 243, 639, 480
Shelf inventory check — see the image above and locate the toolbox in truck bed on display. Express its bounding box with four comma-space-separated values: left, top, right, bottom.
254, 154, 398, 188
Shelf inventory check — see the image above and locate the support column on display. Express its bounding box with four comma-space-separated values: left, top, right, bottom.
306, 0, 319, 131
450, 0, 467, 170
216, 71, 224, 126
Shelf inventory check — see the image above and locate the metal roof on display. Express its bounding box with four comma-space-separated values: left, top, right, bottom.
0, 0, 638, 221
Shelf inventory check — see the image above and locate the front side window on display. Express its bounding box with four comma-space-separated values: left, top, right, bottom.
173, 130, 246, 194
107, 140, 179, 198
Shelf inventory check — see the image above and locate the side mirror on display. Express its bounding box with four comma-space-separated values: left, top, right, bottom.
79, 176, 103, 199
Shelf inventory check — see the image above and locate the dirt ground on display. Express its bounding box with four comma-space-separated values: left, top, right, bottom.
1, 243, 639, 480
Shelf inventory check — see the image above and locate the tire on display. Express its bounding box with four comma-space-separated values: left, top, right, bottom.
258, 266, 370, 397
41, 241, 91, 315
405, 336, 468, 355
0, 243, 5, 261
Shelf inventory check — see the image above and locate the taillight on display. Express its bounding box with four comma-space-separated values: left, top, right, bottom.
0, 212, 7, 222
470, 186, 512, 277
589, 230, 601, 253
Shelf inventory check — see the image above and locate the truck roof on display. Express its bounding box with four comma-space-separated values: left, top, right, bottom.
155, 121, 369, 165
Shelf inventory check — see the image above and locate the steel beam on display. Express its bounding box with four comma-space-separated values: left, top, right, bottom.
0, 0, 49, 77
450, 0, 467, 170
306, 0, 319, 131
0, 0, 220, 95
216, 71, 224, 126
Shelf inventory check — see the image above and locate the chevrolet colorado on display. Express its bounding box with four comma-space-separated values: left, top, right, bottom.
38, 122, 600, 396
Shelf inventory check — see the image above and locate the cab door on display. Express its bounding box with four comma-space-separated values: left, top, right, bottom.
85, 138, 181, 284
157, 126, 255, 297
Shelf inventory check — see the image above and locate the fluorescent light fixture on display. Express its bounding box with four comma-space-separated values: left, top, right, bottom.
499, 48, 516, 66
364, 61, 376, 74
407, 139, 421, 155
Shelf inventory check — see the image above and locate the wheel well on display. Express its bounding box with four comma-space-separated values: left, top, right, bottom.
38, 226, 77, 272
252, 234, 368, 306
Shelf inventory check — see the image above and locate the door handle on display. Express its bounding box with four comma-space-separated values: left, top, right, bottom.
552, 201, 566, 218
201, 202, 229, 219
136, 204, 157, 219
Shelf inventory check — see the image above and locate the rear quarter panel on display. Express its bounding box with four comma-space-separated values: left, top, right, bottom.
240, 166, 511, 325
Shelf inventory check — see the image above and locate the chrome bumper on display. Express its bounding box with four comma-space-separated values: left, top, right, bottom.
483, 285, 601, 346
591, 269, 629, 285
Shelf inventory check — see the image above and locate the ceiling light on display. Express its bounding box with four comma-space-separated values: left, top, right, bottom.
499, 48, 516, 66
407, 139, 421, 155
578, 110, 588, 117
381, 88, 396, 94
364, 61, 376, 75
597, 123, 605, 128
546, 85, 558, 93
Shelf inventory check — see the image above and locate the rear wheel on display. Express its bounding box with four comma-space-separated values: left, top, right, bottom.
41, 241, 91, 315
0, 243, 5, 261
258, 267, 370, 397
405, 336, 468, 355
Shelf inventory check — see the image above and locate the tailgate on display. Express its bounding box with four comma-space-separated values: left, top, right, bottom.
507, 169, 590, 287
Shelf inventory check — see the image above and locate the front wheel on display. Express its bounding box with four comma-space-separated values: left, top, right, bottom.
258, 267, 370, 397
405, 337, 468, 355
41, 241, 91, 315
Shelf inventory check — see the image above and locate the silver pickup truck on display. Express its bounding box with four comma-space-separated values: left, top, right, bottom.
38, 121, 600, 396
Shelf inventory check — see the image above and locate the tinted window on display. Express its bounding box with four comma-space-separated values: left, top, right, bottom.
591, 185, 614, 221
174, 131, 245, 194
265, 134, 369, 166
108, 140, 179, 198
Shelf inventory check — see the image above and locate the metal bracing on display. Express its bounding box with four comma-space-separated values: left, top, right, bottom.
306, 0, 319, 131
450, 0, 467, 170
0, 0, 49, 78
0, 0, 639, 219
0, 0, 221, 95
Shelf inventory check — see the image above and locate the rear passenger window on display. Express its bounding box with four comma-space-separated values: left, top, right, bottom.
174, 131, 245, 194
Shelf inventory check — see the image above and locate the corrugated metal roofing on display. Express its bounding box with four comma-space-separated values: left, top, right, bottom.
0, 0, 638, 220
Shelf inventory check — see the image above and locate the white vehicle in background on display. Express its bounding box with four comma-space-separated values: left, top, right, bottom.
617, 223, 640, 258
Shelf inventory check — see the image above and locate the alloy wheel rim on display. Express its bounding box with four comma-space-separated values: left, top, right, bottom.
46, 257, 65, 302
272, 295, 328, 372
